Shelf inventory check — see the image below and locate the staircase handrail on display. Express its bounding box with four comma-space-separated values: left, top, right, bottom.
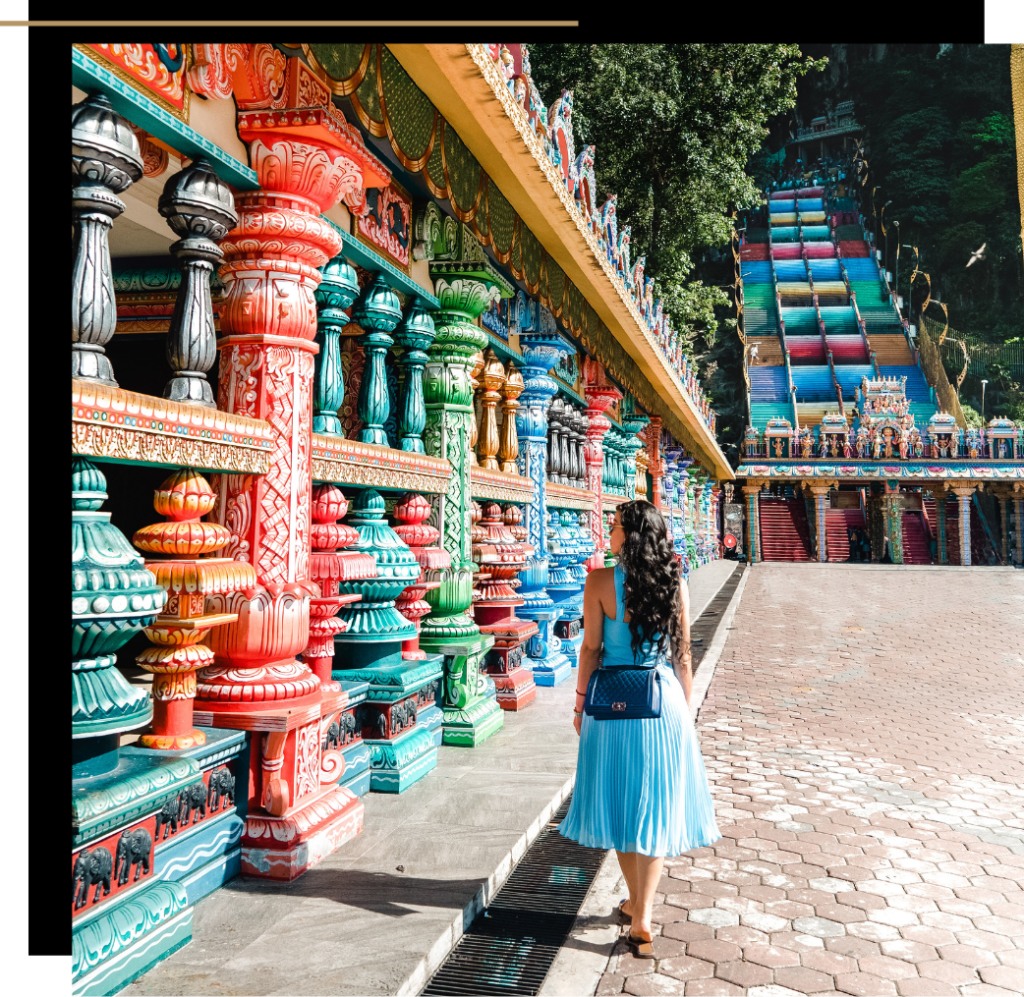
827, 353, 844, 417
850, 292, 874, 363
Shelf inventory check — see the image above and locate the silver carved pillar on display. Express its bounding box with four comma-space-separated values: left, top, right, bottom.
158, 158, 238, 406
72, 94, 144, 386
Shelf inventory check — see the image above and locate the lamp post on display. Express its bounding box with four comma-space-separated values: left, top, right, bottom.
882, 200, 893, 276
981, 379, 988, 422
892, 221, 901, 317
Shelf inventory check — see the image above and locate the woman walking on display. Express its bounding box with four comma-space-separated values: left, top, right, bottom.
559, 500, 720, 957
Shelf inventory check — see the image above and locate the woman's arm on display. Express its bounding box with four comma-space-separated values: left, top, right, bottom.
574, 570, 607, 735
674, 576, 693, 706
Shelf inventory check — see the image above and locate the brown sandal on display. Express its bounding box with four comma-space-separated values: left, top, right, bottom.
616, 899, 632, 924
627, 931, 655, 959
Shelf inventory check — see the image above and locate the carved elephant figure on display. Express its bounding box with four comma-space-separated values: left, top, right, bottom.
180, 781, 207, 825
322, 720, 342, 752
392, 699, 416, 734
360, 705, 387, 739
115, 828, 152, 886
339, 711, 357, 745
73, 845, 113, 909
154, 794, 182, 840
207, 767, 235, 812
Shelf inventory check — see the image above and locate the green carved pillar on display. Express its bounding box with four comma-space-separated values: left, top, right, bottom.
421, 242, 512, 747
393, 297, 436, 453
884, 482, 905, 564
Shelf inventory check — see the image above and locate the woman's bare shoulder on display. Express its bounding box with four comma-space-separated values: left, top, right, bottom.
586, 566, 616, 585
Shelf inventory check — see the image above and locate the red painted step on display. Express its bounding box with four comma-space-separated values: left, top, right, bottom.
759, 498, 813, 562
825, 508, 866, 562
901, 511, 932, 564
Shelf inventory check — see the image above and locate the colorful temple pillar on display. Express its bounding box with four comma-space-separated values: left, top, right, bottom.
882, 481, 905, 564
950, 483, 976, 566
808, 483, 833, 563
516, 306, 576, 686
192, 50, 391, 880
930, 486, 949, 565
743, 481, 763, 563
472, 500, 539, 710
421, 230, 509, 742
584, 356, 623, 568
1015, 485, 1024, 567
645, 416, 664, 511
332, 490, 441, 792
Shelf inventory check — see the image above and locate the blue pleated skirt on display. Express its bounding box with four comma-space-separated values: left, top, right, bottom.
558, 664, 721, 856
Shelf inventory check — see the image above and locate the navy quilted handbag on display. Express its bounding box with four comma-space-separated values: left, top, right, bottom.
583, 666, 662, 720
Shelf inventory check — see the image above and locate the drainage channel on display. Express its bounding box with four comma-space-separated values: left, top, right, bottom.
421, 796, 605, 996
689, 563, 745, 676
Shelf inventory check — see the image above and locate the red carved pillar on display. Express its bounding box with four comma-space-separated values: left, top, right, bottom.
583, 357, 622, 570
190, 47, 391, 881
646, 417, 665, 512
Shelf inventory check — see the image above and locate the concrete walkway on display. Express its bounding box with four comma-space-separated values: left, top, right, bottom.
597, 563, 1024, 997
123, 561, 739, 996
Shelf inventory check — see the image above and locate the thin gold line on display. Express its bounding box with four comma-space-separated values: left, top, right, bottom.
8, 19, 579, 25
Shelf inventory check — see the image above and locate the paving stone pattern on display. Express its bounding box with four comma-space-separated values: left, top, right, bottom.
598, 564, 1024, 997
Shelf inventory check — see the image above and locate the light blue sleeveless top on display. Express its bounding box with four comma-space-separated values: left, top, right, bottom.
602, 564, 668, 669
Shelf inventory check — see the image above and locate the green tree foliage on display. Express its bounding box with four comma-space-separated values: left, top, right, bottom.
841, 45, 1021, 342
527, 44, 822, 353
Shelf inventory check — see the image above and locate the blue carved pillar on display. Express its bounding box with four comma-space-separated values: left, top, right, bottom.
515, 306, 575, 686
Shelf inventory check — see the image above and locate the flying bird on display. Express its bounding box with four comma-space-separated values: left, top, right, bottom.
966, 243, 987, 267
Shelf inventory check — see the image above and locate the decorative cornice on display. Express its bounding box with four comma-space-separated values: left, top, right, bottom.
311, 434, 451, 494
470, 466, 535, 504
602, 494, 625, 512
462, 45, 724, 459
545, 482, 597, 512
72, 381, 274, 474
737, 462, 1024, 481
71, 46, 258, 190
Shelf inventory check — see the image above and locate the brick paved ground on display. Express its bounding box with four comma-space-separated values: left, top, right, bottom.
598, 565, 1024, 997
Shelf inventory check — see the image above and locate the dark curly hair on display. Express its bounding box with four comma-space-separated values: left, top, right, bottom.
617, 499, 683, 662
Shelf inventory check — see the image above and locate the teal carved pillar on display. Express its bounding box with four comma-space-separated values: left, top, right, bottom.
422, 244, 512, 746
313, 256, 360, 436
884, 481, 905, 564
352, 273, 402, 446
743, 482, 762, 564
393, 297, 436, 453
332, 489, 441, 792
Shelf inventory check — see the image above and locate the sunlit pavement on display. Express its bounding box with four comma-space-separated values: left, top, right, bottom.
598, 564, 1024, 997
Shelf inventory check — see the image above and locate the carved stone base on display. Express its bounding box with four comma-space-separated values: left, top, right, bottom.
72, 882, 192, 996
442, 695, 505, 747
240, 785, 364, 881
367, 725, 438, 793
532, 659, 573, 687
337, 738, 372, 798
492, 666, 537, 710
416, 701, 444, 747
518, 610, 571, 685
559, 632, 585, 669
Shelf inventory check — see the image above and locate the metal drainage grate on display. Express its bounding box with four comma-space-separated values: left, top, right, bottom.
421, 796, 606, 996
